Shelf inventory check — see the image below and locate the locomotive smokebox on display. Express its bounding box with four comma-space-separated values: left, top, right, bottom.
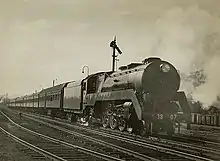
142, 59, 180, 102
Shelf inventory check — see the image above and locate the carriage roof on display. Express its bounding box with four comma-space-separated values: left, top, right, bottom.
39, 82, 69, 94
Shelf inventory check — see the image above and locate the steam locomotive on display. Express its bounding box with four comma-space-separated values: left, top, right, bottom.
7, 57, 191, 136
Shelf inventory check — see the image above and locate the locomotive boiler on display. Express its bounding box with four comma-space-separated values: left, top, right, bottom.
102, 57, 180, 101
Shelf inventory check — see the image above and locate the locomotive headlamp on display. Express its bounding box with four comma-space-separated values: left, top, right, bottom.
160, 63, 170, 73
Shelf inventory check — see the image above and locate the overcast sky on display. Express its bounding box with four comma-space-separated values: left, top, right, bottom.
1, 0, 220, 98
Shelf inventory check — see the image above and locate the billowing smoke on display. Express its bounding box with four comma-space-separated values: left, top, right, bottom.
149, 5, 220, 109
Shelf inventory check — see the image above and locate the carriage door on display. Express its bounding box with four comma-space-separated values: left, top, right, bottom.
81, 80, 87, 110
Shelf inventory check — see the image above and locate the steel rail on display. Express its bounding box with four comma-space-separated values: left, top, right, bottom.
13, 111, 215, 161
21, 111, 215, 161
0, 126, 66, 161
0, 111, 124, 161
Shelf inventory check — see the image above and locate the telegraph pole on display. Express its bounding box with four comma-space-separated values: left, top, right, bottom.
112, 42, 116, 72
110, 36, 122, 72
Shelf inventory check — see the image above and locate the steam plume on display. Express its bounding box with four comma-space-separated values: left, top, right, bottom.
150, 5, 220, 109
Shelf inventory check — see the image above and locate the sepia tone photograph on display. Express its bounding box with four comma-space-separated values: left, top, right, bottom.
0, 0, 220, 160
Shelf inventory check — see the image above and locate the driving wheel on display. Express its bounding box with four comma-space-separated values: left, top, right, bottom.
118, 117, 127, 131
109, 115, 118, 130
102, 115, 109, 128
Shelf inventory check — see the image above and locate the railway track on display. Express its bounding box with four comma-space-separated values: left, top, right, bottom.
98, 128, 220, 160
5, 109, 216, 161
0, 110, 158, 161
178, 123, 220, 140
0, 126, 69, 161
86, 127, 220, 161
0, 111, 143, 161
161, 133, 220, 151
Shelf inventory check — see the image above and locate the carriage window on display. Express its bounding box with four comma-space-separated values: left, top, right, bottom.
54, 94, 57, 100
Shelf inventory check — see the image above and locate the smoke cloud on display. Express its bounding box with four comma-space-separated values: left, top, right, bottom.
150, 5, 220, 109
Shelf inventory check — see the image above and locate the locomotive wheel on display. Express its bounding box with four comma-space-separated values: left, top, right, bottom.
87, 116, 93, 125
139, 120, 149, 136
118, 117, 127, 132
102, 115, 110, 128
109, 115, 118, 130
127, 124, 133, 133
